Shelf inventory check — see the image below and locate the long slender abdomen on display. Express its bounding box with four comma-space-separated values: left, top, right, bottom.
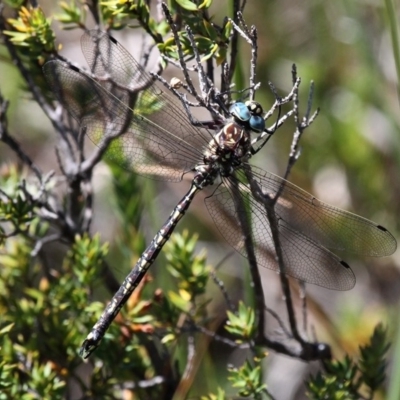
80, 183, 201, 358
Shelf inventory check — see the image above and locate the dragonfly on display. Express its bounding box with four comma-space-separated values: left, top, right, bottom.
43, 30, 397, 359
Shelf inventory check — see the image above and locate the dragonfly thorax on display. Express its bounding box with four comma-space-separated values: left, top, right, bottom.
200, 121, 251, 178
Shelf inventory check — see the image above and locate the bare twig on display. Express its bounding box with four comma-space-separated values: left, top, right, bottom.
0, 92, 42, 180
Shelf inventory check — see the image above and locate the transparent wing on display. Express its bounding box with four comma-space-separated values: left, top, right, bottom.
43, 31, 212, 181
206, 178, 355, 290
81, 30, 152, 89
246, 166, 396, 256
205, 165, 396, 290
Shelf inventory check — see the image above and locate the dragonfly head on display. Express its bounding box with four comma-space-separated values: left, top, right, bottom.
229, 101, 265, 133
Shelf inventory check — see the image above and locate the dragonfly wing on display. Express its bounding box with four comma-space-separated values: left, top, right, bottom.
43, 58, 207, 180
81, 30, 152, 90
205, 176, 356, 290
246, 166, 397, 257
79, 30, 214, 164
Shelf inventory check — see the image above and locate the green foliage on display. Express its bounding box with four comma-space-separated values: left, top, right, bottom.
307, 356, 359, 400
4, 0, 26, 8
100, 0, 168, 36
359, 324, 390, 392
107, 164, 147, 246
166, 230, 210, 299
99, 0, 229, 63
158, 16, 230, 65
306, 324, 390, 399
0, 234, 103, 396
163, 230, 212, 339
0, 166, 49, 243
225, 301, 256, 341
228, 355, 268, 399
0, 323, 66, 399
200, 387, 226, 400
56, 0, 86, 29
4, 5, 55, 62
224, 304, 270, 398
65, 233, 109, 286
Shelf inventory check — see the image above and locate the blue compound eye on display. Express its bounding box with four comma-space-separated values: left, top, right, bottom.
229, 102, 251, 121
230, 101, 265, 132
249, 115, 265, 132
